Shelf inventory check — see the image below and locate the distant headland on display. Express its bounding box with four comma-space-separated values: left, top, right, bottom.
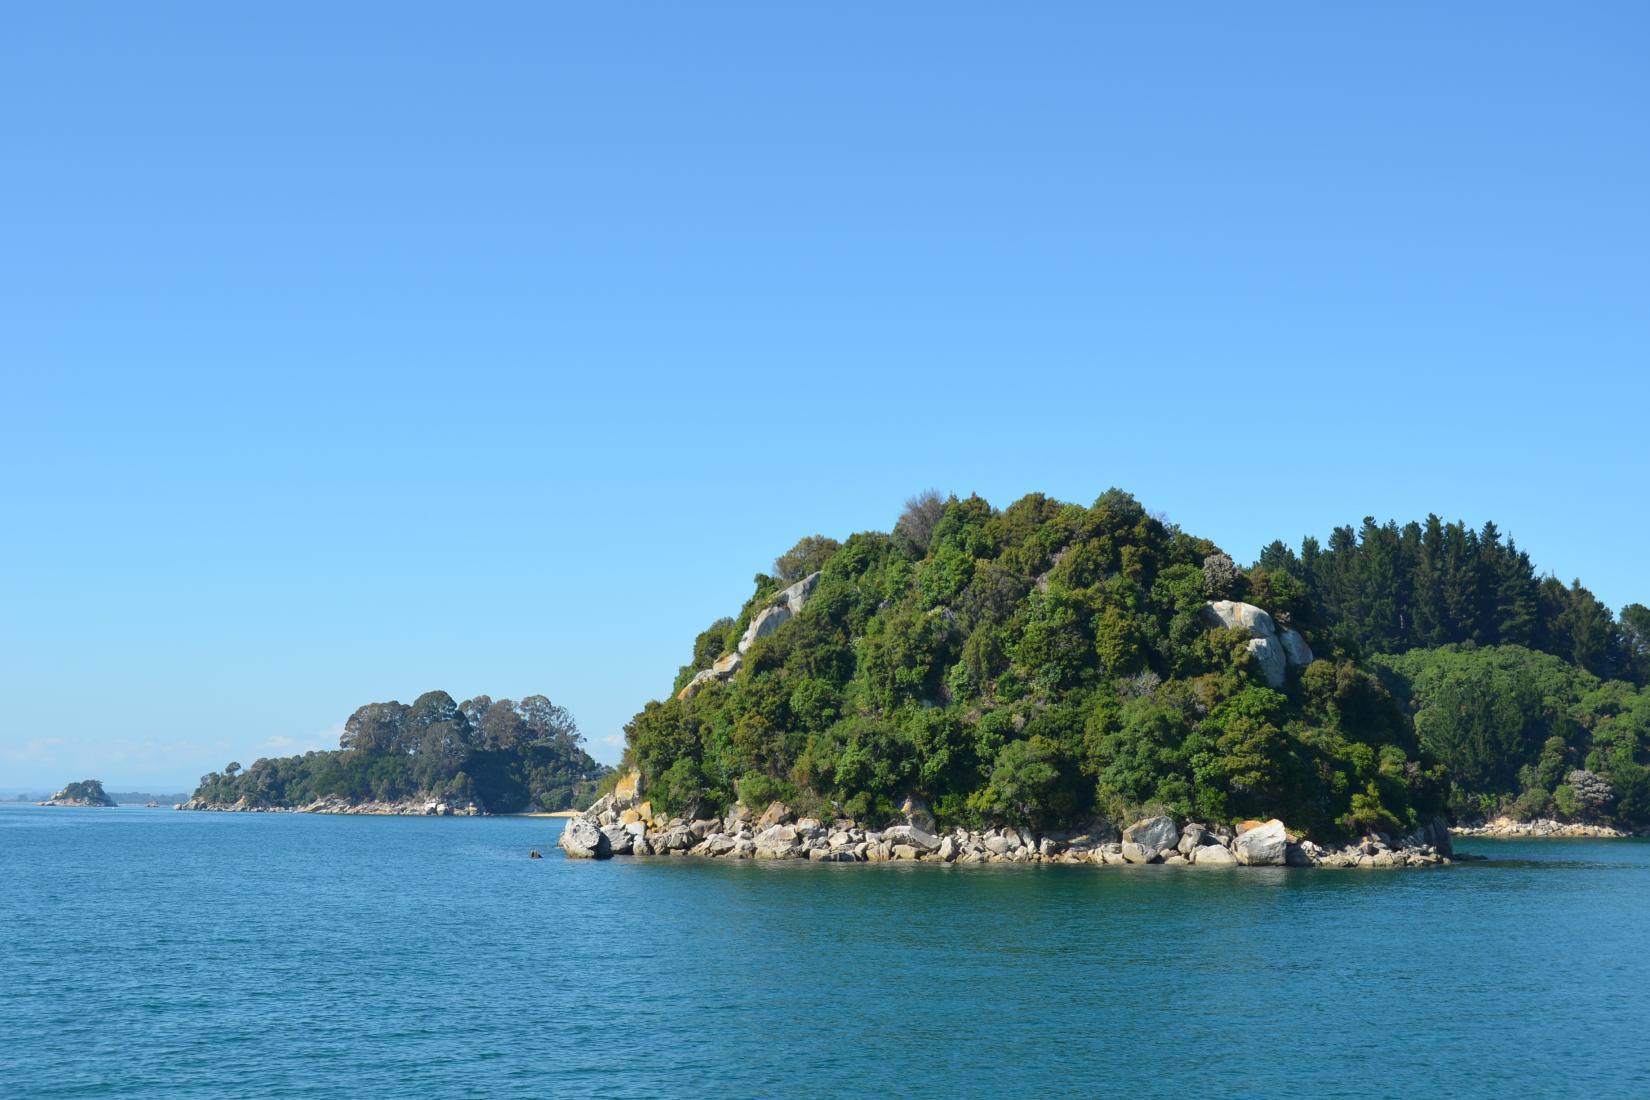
178, 692, 610, 815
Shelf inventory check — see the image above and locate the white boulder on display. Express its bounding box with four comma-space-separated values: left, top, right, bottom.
1203, 600, 1276, 638
1192, 843, 1237, 865
1246, 637, 1288, 689
1234, 819, 1289, 866
560, 817, 611, 859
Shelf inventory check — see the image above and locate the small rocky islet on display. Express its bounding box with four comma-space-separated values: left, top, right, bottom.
559, 776, 1455, 870
38, 779, 118, 808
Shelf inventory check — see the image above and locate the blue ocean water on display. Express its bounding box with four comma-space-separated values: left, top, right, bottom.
3, 804, 1648, 1099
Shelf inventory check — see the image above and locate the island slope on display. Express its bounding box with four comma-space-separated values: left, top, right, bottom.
612, 489, 1650, 844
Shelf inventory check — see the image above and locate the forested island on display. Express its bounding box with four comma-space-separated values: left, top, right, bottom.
185, 693, 609, 814
39, 780, 118, 808
605, 489, 1649, 853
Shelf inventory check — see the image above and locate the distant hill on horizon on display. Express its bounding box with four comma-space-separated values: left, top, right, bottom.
2, 789, 190, 803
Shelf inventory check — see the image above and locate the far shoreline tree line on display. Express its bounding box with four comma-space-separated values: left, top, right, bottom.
192, 692, 609, 813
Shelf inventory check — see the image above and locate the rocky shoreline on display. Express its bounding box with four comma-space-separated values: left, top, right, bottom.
174, 796, 483, 816
1452, 817, 1645, 839
559, 783, 1455, 870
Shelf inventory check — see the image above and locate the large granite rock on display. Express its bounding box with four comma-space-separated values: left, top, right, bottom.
1246, 637, 1287, 690
1176, 823, 1209, 856
757, 801, 793, 828
560, 817, 611, 859
1192, 843, 1237, 865
883, 825, 941, 853
1203, 600, 1313, 688
1234, 819, 1288, 865
737, 572, 822, 653
754, 824, 802, 859
678, 667, 721, 701
1123, 816, 1179, 852
682, 574, 822, 700
601, 822, 634, 855
653, 824, 695, 852
1203, 600, 1276, 637
1278, 628, 1313, 668
1120, 841, 1157, 864
739, 604, 795, 652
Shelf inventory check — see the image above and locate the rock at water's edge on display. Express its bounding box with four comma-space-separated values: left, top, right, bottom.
1123, 816, 1179, 852
561, 817, 611, 859
1234, 819, 1288, 865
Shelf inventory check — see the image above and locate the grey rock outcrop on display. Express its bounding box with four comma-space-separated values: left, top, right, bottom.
601, 823, 634, 855
1278, 628, 1313, 669
681, 572, 822, 700
1176, 823, 1208, 856
1123, 816, 1179, 853
737, 572, 822, 653
1120, 841, 1157, 864
883, 825, 941, 853
1246, 637, 1287, 689
1203, 600, 1276, 636
1202, 600, 1314, 688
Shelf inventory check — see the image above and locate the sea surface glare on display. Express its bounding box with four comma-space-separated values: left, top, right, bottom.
4, 804, 1649, 1099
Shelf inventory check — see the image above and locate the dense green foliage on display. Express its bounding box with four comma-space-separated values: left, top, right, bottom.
1372, 646, 1650, 824
623, 492, 1650, 835
624, 490, 1462, 839
1260, 517, 1647, 684
191, 692, 609, 812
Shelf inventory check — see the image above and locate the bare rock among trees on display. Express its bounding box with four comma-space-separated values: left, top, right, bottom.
1202, 600, 1314, 689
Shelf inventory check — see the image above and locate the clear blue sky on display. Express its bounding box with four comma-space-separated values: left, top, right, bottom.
2, 3, 1646, 790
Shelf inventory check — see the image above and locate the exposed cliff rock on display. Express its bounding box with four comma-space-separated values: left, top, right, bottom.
679, 572, 821, 700
1202, 600, 1314, 689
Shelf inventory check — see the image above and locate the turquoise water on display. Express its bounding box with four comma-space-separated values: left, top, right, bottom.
4, 805, 1648, 1098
